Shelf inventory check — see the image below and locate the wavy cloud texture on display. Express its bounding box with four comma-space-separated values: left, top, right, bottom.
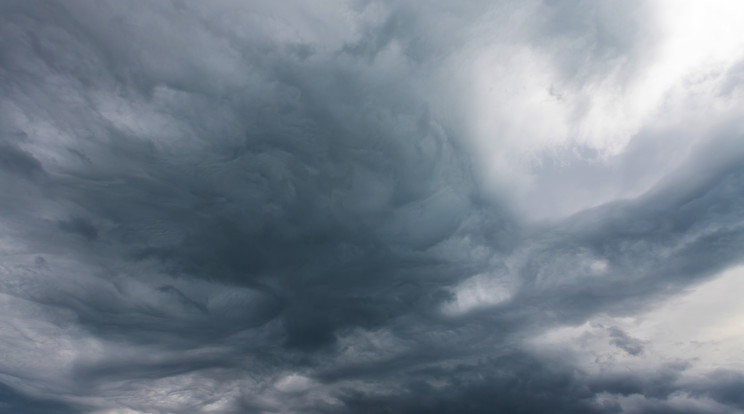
1, 1, 744, 413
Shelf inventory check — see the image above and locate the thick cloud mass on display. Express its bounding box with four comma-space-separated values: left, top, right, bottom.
2, 1, 744, 413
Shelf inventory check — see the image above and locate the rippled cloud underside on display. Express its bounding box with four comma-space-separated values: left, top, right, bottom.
2, 1, 744, 413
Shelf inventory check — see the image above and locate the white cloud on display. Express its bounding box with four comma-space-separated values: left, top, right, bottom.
442, 272, 515, 317
530, 264, 744, 379
274, 374, 315, 394
445, 0, 744, 220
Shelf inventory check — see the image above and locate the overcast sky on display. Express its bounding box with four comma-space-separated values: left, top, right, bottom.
2, 1, 744, 413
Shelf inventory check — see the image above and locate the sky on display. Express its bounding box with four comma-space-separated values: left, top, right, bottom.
1, 1, 744, 413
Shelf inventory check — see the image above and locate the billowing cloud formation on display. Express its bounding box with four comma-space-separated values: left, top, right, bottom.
1, 1, 744, 413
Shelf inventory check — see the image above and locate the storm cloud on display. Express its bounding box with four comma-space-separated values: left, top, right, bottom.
1, 1, 744, 413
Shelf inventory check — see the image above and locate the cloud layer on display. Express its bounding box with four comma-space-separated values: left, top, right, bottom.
1, 1, 744, 413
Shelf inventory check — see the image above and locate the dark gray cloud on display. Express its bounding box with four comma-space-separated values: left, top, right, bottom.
0, 383, 78, 414
1, 1, 743, 413
608, 327, 644, 356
